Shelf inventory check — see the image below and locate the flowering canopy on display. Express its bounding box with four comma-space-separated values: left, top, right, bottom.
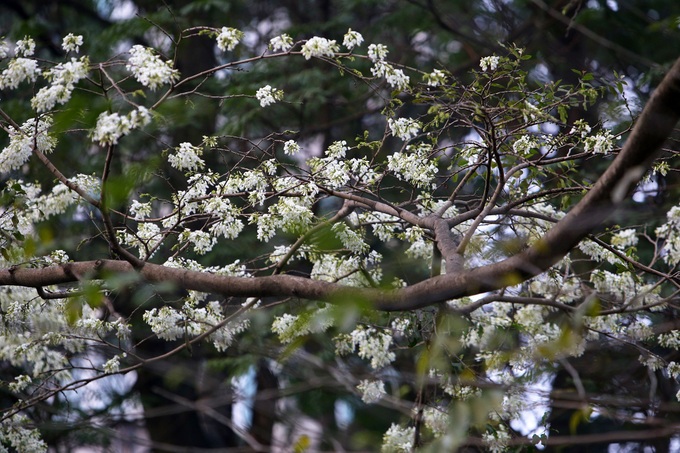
1, 22, 680, 452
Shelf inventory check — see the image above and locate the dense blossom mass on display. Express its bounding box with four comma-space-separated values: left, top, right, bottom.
0, 20, 678, 453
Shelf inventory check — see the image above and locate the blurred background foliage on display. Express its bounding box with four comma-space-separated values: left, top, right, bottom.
2, 0, 680, 451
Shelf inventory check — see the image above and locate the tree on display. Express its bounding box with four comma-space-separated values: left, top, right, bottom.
1, 4, 680, 453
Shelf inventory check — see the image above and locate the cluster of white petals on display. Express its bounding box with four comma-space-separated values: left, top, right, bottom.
126, 45, 179, 90
91, 106, 151, 146
301, 36, 339, 60
0, 116, 55, 174
216, 27, 243, 51
255, 85, 284, 107
32, 57, 89, 112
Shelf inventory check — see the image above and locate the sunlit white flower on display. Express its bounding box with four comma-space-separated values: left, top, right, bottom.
387, 144, 438, 188
130, 200, 152, 220
326, 140, 348, 159
301, 36, 339, 60
371, 60, 409, 90
103, 353, 126, 374
343, 29, 364, 50
479, 55, 500, 72
216, 27, 243, 51
0, 40, 9, 59
256, 85, 283, 107
482, 424, 510, 453
126, 45, 179, 90
512, 135, 537, 156
61, 33, 83, 53
270, 34, 294, 52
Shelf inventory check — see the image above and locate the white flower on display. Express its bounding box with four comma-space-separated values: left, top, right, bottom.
15, 36, 36, 56
283, 139, 300, 155
368, 43, 388, 62
0, 116, 55, 174
326, 140, 348, 158
584, 130, 616, 154
301, 36, 339, 60
255, 85, 283, 107
371, 60, 409, 90
270, 34, 294, 52
351, 326, 395, 369
332, 222, 368, 254
61, 33, 83, 53
0, 40, 9, 59
423, 406, 448, 436
168, 142, 204, 172
512, 135, 537, 156
482, 424, 510, 453
381, 424, 414, 452
357, 379, 385, 403
91, 107, 150, 146
103, 353, 126, 374
479, 55, 500, 72
31, 57, 89, 112
424, 69, 447, 86
388, 117, 421, 141
343, 29, 364, 50
611, 229, 638, 250
8, 375, 32, 393
216, 27, 243, 51
130, 200, 152, 220
126, 45, 179, 90
0, 57, 40, 90
387, 144, 438, 189
182, 229, 216, 255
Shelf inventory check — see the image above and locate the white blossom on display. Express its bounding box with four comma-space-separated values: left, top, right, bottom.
168, 142, 204, 172
611, 229, 638, 250
424, 68, 447, 86
0, 116, 55, 174
422, 406, 448, 436
343, 29, 364, 50
15, 37, 36, 57
130, 200, 152, 220
368, 43, 388, 62
332, 222, 368, 254
479, 55, 500, 72
126, 45, 179, 90
371, 60, 409, 90
301, 36, 339, 60
512, 135, 537, 156
283, 139, 300, 155
388, 117, 421, 141
256, 85, 283, 107
91, 107, 151, 146
61, 33, 83, 53
381, 424, 414, 452
0, 57, 40, 90
584, 130, 616, 154
270, 34, 294, 52
0, 40, 9, 59
32, 57, 89, 112
387, 143, 438, 189
482, 424, 510, 453
103, 353, 126, 374
216, 27, 243, 51
357, 379, 385, 403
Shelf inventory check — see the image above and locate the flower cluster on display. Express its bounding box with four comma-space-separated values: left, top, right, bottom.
270, 34, 294, 51
343, 28, 364, 50
126, 45, 179, 90
301, 36, 339, 60
424, 68, 447, 86
255, 85, 284, 107
381, 424, 414, 452
388, 117, 421, 141
61, 33, 83, 53
479, 55, 500, 72
387, 144, 438, 188
0, 57, 40, 90
168, 142, 205, 172
216, 27, 243, 51
91, 106, 151, 146
357, 379, 386, 403
0, 116, 56, 174
32, 57, 89, 112
334, 325, 395, 369
584, 130, 617, 154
